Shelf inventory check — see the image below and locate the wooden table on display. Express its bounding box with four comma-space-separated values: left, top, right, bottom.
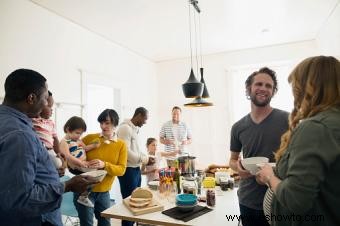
101, 187, 240, 226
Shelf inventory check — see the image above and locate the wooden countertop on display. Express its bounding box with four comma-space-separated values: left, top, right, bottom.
101, 187, 240, 226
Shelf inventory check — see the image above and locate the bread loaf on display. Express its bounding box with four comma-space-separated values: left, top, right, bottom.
130, 197, 152, 203
131, 187, 153, 199
129, 200, 151, 208
129, 187, 153, 208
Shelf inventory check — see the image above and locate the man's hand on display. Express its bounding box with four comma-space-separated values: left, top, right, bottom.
163, 139, 174, 145
236, 159, 253, 179
146, 156, 156, 165
64, 175, 98, 193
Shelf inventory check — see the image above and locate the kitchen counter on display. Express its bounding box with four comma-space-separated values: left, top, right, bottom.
101, 187, 240, 226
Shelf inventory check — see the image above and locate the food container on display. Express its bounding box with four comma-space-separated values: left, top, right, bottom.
215, 171, 230, 185
182, 180, 197, 195
219, 177, 229, 191
158, 167, 175, 193
206, 189, 215, 207
202, 177, 216, 188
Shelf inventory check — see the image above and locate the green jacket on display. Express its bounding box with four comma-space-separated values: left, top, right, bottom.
272, 107, 340, 226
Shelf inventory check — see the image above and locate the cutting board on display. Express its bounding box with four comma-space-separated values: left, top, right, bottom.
123, 197, 164, 216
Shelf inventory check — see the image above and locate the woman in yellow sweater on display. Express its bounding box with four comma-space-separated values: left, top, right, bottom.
73, 109, 127, 226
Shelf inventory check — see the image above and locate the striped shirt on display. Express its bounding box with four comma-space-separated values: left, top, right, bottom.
31, 118, 57, 149
159, 120, 192, 154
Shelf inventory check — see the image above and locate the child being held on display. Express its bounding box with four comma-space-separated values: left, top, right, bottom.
142, 138, 179, 183
31, 91, 63, 169
59, 116, 100, 207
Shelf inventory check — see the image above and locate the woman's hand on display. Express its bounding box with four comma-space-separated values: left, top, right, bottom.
88, 159, 105, 169
256, 164, 274, 185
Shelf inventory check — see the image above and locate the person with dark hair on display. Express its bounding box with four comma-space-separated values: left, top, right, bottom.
256, 56, 340, 226
117, 107, 153, 226
160, 106, 192, 166
0, 69, 95, 226
229, 67, 289, 226
141, 137, 178, 183
59, 116, 100, 208
73, 109, 127, 226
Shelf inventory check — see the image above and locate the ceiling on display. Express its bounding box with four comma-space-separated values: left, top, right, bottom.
31, 0, 339, 62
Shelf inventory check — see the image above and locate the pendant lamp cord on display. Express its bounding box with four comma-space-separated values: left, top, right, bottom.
199, 12, 203, 69
188, 1, 193, 68
193, 5, 199, 77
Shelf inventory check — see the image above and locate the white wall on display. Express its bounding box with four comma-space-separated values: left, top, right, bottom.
0, 0, 159, 144
316, 3, 340, 57
156, 41, 320, 167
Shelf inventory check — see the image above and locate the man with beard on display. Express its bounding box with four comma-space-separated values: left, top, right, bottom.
229, 67, 289, 226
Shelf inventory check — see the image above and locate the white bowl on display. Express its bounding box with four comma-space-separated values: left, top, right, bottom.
81, 170, 107, 182
256, 162, 276, 168
241, 157, 269, 175
147, 180, 159, 190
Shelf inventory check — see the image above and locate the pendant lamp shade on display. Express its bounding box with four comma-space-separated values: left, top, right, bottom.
182, 68, 204, 98
184, 96, 213, 107
199, 68, 210, 98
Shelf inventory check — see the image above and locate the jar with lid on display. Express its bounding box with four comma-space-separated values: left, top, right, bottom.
206, 189, 215, 207
219, 177, 229, 191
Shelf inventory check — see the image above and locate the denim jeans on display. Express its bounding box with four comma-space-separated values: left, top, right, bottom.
118, 167, 141, 226
239, 204, 270, 226
73, 191, 111, 226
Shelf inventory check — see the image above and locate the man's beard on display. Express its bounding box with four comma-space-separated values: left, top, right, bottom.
250, 94, 272, 107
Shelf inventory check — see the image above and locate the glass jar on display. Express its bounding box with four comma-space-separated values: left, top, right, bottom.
182, 180, 197, 195
219, 177, 229, 191
206, 189, 215, 207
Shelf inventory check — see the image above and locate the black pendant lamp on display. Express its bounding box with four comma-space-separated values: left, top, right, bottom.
199, 67, 209, 98
184, 0, 213, 107
182, 0, 204, 98
182, 68, 204, 98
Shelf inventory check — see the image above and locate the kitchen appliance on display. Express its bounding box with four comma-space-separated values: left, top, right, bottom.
177, 155, 196, 177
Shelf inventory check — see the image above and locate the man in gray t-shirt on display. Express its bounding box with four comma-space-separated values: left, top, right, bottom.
229, 67, 288, 226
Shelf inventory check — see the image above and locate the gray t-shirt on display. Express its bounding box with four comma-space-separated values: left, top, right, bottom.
230, 108, 289, 210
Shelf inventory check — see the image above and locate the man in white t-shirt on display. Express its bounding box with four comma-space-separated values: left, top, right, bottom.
159, 106, 192, 165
